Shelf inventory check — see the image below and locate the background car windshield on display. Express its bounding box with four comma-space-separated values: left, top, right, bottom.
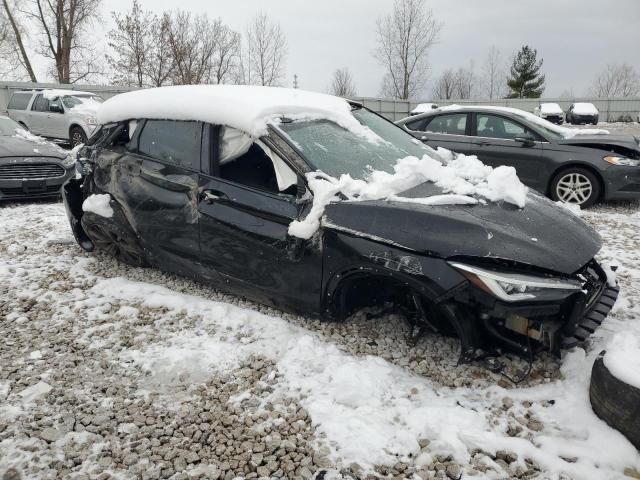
62, 95, 104, 109
278, 108, 430, 179
0, 117, 23, 135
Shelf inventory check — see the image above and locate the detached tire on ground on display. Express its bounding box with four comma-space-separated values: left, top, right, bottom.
550, 167, 601, 208
589, 350, 640, 450
81, 212, 148, 267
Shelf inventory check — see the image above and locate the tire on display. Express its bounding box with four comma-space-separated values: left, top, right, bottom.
550, 167, 601, 208
70, 126, 87, 147
590, 351, 640, 450
81, 212, 147, 267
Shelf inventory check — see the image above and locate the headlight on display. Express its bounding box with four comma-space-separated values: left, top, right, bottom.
86, 115, 98, 126
449, 262, 582, 302
604, 155, 640, 166
61, 153, 75, 168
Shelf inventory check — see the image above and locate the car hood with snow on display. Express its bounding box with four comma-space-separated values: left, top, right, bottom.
323, 184, 601, 275
0, 134, 66, 159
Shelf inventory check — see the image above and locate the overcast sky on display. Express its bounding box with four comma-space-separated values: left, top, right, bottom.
34, 0, 640, 99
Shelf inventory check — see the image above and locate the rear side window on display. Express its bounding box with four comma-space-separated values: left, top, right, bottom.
7, 93, 32, 110
424, 113, 467, 135
403, 118, 427, 131
137, 120, 202, 169
31, 94, 50, 112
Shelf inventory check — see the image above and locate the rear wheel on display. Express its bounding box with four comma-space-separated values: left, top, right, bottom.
70, 126, 87, 147
81, 213, 147, 267
550, 167, 601, 208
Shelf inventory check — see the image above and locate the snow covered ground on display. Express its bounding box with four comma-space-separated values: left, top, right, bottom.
1, 199, 640, 480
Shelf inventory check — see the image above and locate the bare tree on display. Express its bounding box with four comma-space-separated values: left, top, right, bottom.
592, 63, 640, 98
25, 0, 102, 83
2, 0, 37, 81
374, 0, 442, 99
482, 46, 505, 99
211, 24, 240, 84
432, 69, 456, 99
454, 62, 475, 99
106, 0, 153, 87
244, 12, 287, 86
330, 68, 356, 97
145, 15, 173, 87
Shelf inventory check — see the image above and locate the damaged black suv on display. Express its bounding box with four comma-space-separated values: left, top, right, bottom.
63, 86, 618, 363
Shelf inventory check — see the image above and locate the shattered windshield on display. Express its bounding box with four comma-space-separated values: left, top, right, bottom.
278, 108, 431, 179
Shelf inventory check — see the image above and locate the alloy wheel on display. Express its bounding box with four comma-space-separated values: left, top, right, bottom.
555, 173, 593, 205
72, 131, 85, 147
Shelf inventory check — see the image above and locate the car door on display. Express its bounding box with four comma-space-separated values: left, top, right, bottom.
467, 112, 544, 188
28, 94, 50, 135
46, 96, 67, 139
404, 113, 473, 154
197, 126, 323, 314
111, 119, 203, 277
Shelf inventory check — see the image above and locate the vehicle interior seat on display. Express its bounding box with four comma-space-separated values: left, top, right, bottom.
220, 143, 279, 193
481, 116, 504, 138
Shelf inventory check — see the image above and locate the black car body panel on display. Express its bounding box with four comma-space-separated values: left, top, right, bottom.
396, 107, 640, 204
0, 135, 72, 200
63, 92, 618, 363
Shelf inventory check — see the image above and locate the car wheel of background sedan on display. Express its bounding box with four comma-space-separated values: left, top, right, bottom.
70, 126, 87, 147
550, 168, 601, 208
81, 213, 148, 267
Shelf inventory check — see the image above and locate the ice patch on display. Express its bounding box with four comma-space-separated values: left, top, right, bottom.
18, 381, 52, 403
82, 194, 114, 218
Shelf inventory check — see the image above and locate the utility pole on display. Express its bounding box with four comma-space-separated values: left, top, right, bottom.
293, 74, 299, 89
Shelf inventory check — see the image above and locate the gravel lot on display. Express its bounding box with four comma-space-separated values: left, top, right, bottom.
2, 195, 640, 477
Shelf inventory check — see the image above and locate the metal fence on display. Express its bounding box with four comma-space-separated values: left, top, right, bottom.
352, 96, 640, 122
2, 81, 639, 123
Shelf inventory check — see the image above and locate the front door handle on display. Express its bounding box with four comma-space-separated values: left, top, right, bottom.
202, 190, 226, 204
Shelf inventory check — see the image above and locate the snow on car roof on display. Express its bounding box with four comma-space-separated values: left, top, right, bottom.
411, 103, 438, 114
42, 89, 96, 100
539, 103, 563, 113
97, 85, 372, 139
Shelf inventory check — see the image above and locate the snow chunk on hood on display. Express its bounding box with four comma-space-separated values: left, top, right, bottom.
604, 333, 640, 389
288, 151, 528, 240
98, 85, 380, 141
82, 194, 114, 218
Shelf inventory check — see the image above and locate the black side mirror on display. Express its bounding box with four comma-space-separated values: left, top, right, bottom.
515, 134, 536, 147
50, 104, 63, 113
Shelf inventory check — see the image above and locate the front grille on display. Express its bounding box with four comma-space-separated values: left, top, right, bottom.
0, 184, 62, 197
0, 163, 65, 180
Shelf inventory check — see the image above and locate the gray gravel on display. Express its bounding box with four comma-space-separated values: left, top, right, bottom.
0, 199, 638, 479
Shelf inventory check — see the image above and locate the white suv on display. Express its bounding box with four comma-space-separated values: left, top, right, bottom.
6, 89, 103, 146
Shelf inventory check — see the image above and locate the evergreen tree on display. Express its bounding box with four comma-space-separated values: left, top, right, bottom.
506, 46, 545, 98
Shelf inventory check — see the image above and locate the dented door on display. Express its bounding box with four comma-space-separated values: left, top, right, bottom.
197, 175, 323, 315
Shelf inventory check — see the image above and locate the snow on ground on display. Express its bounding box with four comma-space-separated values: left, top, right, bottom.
1, 200, 640, 480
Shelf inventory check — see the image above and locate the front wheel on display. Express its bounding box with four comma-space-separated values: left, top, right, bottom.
70, 126, 87, 147
550, 168, 601, 208
81, 213, 148, 267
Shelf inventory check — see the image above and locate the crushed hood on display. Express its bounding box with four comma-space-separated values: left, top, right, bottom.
323, 183, 601, 275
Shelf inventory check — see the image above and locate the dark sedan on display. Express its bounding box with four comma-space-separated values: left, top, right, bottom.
0, 116, 74, 200
396, 106, 640, 207
62, 86, 618, 365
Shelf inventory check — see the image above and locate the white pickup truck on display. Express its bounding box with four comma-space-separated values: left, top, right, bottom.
6, 89, 103, 146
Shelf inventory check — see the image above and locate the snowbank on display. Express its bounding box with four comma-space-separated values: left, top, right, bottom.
288, 152, 528, 240
82, 194, 113, 218
98, 85, 379, 141
604, 334, 640, 389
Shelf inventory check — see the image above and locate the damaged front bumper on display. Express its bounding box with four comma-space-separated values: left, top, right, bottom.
450, 259, 618, 357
